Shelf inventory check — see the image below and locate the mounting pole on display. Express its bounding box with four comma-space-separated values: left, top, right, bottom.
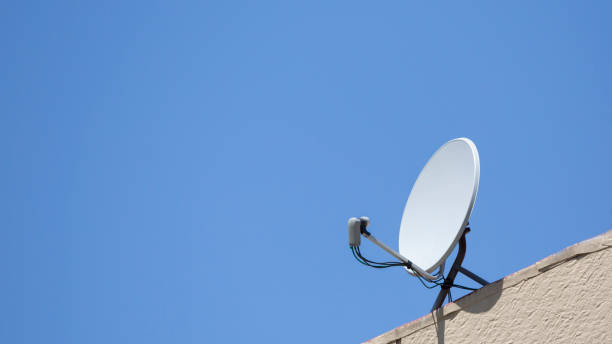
431, 227, 489, 311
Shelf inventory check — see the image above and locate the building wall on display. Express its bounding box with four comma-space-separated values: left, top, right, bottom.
366, 230, 612, 344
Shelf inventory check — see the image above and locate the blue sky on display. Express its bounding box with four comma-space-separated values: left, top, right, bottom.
2, 1, 612, 343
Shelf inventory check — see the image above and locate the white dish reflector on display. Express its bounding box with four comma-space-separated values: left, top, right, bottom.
398, 138, 480, 273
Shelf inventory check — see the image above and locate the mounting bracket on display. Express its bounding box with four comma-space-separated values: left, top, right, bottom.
431, 227, 489, 311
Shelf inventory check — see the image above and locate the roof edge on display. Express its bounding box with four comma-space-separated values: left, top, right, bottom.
364, 229, 612, 344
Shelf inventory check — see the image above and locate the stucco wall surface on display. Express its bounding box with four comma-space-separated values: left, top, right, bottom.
365, 229, 612, 344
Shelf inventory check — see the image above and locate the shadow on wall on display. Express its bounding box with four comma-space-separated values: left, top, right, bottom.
432, 280, 504, 344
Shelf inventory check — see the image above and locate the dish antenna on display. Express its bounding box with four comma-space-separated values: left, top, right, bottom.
348, 138, 489, 310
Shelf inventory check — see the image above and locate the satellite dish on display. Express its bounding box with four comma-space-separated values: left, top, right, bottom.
347, 137, 489, 311
398, 137, 480, 273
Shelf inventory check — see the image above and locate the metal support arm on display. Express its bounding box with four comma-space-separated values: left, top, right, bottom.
362, 233, 442, 281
